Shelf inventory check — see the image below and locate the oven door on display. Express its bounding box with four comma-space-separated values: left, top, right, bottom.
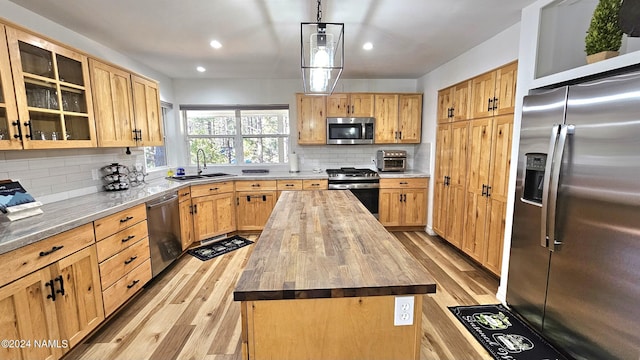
328, 180, 379, 215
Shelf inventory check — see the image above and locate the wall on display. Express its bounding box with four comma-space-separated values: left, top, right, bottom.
172, 78, 419, 172
415, 22, 521, 236
0, 0, 177, 203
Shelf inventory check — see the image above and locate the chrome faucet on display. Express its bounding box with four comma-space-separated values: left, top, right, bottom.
196, 148, 207, 175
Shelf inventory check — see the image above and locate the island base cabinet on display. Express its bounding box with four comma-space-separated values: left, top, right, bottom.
241, 295, 423, 360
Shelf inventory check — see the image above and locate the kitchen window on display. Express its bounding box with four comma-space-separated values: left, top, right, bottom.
182, 105, 290, 165
144, 104, 171, 170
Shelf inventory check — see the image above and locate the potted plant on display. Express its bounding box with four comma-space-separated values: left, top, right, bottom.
585, 0, 623, 64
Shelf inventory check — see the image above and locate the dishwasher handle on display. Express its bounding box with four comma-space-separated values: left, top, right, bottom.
147, 194, 178, 209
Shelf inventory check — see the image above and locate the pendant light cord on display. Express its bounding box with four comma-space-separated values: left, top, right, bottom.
316, 0, 322, 22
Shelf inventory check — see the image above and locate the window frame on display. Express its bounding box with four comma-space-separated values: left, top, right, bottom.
182, 104, 290, 166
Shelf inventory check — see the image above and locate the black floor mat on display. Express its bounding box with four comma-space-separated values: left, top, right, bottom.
449, 304, 569, 360
187, 235, 253, 261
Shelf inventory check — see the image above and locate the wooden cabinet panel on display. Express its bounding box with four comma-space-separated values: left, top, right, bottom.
302, 179, 328, 190
132, 74, 163, 146
470, 62, 518, 119
192, 192, 236, 241
398, 94, 422, 143
297, 94, 326, 144
6, 26, 97, 149
0, 25, 21, 150
485, 198, 507, 276
178, 187, 192, 202
0, 223, 95, 288
236, 191, 276, 231
179, 198, 195, 250
51, 245, 104, 351
432, 124, 451, 237
190, 181, 234, 197
374, 94, 399, 143
89, 59, 135, 147
379, 178, 428, 227
462, 190, 488, 262
452, 81, 472, 121
276, 180, 303, 191
437, 87, 453, 124
94, 203, 146, 241
446, 121, 469, 249
235, 180, 277, 192
326, 93, 349, 117
98, 238, 150, 289
0, 268, 61, 360
96, 220, 148, 262
102, 259, 151, 316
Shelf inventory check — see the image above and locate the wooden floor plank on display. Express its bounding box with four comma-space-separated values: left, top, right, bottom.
63, 232, 499, 360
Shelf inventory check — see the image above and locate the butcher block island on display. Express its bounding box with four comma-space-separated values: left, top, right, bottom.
234, 190, 436, 360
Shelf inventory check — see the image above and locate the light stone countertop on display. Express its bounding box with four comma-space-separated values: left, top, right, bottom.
0, 171, 328, 255
378, 170, 431, 178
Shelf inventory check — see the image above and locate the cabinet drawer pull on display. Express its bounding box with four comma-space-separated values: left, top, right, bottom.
124, 256, 138, 265
285, 184, 294, 187
46, 280, 56, 301
39, 245, 64, 257
180, 192, 190, 197
55, 275, 65, 296
251, 184, 261, 187
126, 279, 140, 289
121, 235, 136, 243
399, 182, 408, 185
120, 216, 134, 223
210, 187, 219, 191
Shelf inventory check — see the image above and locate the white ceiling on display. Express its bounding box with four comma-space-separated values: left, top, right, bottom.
9, 0, 536, 80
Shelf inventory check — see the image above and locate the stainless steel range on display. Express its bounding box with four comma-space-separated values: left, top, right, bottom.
326, 167, 379, 215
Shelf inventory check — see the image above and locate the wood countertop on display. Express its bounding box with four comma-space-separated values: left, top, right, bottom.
233, 190, 436, 301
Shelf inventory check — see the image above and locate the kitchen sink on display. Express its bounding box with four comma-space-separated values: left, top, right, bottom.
169, 173, 232, 181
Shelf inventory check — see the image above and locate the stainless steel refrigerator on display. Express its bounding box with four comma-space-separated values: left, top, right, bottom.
507, 69, 640, 360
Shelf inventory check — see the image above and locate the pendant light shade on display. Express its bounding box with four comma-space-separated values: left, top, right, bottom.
301, 21, 344, 95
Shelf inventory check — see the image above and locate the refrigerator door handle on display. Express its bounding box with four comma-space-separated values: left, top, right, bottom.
548, 124, 574, 251
541, 124, 561, 249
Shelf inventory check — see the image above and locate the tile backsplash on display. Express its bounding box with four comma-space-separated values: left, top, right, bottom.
294, 144, 419, 171
0, 148, 146, 204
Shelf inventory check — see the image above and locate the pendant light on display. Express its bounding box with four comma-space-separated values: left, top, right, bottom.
301, 0, 344, 95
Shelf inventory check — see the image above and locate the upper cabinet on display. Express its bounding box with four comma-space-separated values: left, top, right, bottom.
90, 60, 163, 147
0, 25, 20, 150
296, 93, 326, 144
470, 61, 518, 119
326, 93, 374, 117
375, 93, 422, 144
4, 26, 96, 149
437, 81, 471, 124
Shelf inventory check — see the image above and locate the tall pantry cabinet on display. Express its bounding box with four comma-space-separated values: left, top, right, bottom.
433, 61, 517, 276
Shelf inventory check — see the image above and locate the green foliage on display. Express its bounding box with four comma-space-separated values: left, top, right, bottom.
585, 0, 623, 55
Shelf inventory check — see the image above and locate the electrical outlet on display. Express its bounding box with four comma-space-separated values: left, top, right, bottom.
91, 169, 99, 180
394, 296, 414, 326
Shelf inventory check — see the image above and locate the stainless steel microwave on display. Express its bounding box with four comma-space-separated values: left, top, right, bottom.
326, 117, 375, 145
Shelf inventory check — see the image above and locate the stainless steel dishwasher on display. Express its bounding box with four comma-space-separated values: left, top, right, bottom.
146, 191, 182, 278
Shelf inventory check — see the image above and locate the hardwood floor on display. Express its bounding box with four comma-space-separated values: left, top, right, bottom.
64, 232, 499, 360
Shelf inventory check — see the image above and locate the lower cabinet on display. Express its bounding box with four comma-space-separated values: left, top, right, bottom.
378, 178, 428, 227
0, 229, 103, 360
94, 205, 151, 316
236, 180, 277, 231
192, 192, 236, 240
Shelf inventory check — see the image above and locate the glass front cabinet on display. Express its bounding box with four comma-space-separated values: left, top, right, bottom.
3, 26, 96, 149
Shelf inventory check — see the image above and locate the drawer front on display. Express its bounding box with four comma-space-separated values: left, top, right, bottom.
191, 181, 234, 197
102, 258, 152, 316
235, 180, 277, 191
94, 204, 146, 241
178, 187, 192, 202
96, 220, 149, 262
0, 223, 95, 288
277, 180, 303, 191
99, 238, 150, 289
302, 179, 328, 190
380, 178, 428, 189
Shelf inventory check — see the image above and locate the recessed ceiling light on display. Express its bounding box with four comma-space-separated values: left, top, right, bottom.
196, 66, 206, 72
210, 40, 222, 49
363, 42, 373, 50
